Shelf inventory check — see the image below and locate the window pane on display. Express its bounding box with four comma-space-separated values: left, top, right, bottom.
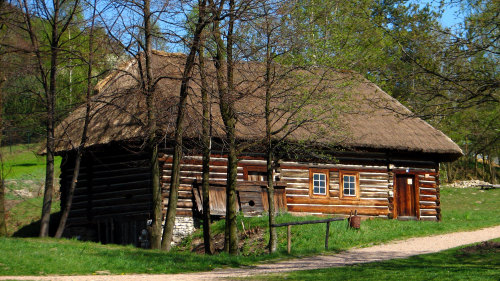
313, 173, 327, 195
343, 174, 356, 196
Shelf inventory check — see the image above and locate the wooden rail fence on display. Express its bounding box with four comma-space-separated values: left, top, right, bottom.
271, 217, 346, 254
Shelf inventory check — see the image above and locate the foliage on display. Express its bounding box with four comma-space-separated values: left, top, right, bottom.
1, 1, 118, 144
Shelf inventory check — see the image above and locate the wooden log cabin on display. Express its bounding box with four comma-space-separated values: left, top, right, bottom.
54, 51, 462, 246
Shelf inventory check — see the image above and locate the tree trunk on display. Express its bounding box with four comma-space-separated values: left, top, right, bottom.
221, 0, 239, 255
446, 162, 453, 183
481, 152, 486, 181
54, 0, 96, 239
474, 152, 478, 178
266, 149, 276, 252
0, 75, 6, 237
40, 1, 61, 237
161, 0, 207, 250
264, 30, 277, 253
488, 153, 496, 184
225, 121, 239, 255
199, 42, 214, 255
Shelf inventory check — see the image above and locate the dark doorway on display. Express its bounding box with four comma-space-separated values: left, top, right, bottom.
395, 174, 417, 218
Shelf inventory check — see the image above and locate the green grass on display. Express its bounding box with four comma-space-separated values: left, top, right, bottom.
0, 187, 498, 276
6, 197, 60, 236
182, 187, 500, 256
251, 239, 500, 280
1, 144, 61, 180
0, 237, 277, 275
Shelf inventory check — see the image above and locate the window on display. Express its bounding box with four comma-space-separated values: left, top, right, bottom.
244, 165, 267, 181
340, 171, 359, 199
343, 175, 356, 196
313, 173, 327, 195
309, 169, 329, 197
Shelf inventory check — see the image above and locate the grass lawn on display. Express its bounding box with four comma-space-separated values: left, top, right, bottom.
1, 144, 61, 181
0, 187, 498, 276
251, 239, 500, 281
0, 237, 275, 275
6, 197, 61, 236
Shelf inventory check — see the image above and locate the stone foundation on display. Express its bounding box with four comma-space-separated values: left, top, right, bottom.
171, 216, 197, 244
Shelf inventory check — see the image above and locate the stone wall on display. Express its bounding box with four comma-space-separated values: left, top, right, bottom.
171, 216, 197, 244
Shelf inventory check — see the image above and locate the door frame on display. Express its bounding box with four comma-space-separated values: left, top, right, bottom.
393, 172, 420, 220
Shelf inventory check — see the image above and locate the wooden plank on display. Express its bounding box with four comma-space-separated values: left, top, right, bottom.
420, 209, 438, 216
72, 194, 151, 209
360, 192, 388, 198
420, 195, 437, 201
287, 205, 389, 216
287, 196, 388, 206
272, 217, 344, 227
281, 170, 309, 178
161, 209, 192, 217
161, 164, 232, 173
419, 188, 438, 196
419, 204, 440, 210
329, 190, 340, 197
359, 179, 389, 185
162, 200, 193, 208
161, 185, 193, 192
286, 188, 309, 195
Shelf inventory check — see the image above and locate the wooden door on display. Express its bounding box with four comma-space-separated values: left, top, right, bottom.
396, 174, 417, 217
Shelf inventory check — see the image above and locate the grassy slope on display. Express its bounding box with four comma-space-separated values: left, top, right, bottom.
254, 239, 500, 281
6, 197, 60, 236
2, 144, 62, 234
0, 187, 498, 275
1, 144, 61, 181
0, 237, 273, 275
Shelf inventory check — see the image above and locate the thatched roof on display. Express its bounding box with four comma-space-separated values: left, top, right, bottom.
54, 51, 462, 160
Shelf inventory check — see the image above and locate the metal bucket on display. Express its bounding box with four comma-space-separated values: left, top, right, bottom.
349, 216, 361, 229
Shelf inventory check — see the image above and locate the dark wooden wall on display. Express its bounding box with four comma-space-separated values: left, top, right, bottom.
60, 146, 152, 245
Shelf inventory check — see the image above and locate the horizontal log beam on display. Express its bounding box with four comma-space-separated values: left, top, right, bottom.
287, 205, 389, 216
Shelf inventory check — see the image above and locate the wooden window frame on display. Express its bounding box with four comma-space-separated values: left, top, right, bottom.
309, 168, 330, 198
243, 165, 267, 181
339, 171, 360, 200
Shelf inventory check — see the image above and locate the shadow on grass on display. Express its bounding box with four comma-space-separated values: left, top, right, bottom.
10, 163, 38, 167
13, 211, 61, 238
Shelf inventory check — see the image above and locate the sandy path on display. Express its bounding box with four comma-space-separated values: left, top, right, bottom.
2, 225, 500, 281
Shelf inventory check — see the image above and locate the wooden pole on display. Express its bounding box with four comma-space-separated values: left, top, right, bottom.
287, 225, 291, 254
325, 221, 330, 250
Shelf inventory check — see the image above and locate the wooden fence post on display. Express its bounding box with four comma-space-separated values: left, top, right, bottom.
287, 225, 291, 254
325, 221, 330, 250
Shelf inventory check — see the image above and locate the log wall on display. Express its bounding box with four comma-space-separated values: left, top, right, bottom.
60, 147, 442, 246
159, 154, 285, 217
60, 148, 152, 245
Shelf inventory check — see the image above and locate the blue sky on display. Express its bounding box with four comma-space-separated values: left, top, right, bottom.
412, 0, 465, 28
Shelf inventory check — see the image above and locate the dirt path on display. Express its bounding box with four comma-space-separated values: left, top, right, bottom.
2, 225, 500, 281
